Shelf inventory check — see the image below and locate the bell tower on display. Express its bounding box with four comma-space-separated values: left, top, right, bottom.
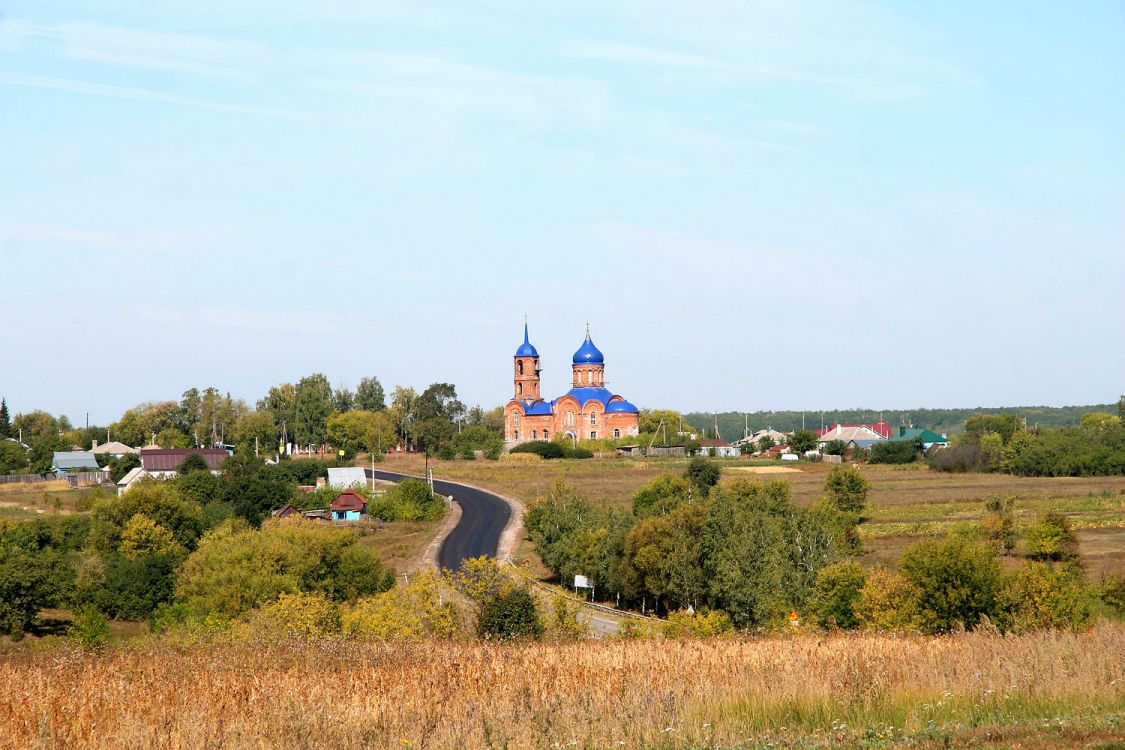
514, 321, 541, 401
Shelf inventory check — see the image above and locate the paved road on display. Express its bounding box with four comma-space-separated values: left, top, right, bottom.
366, 469, 511, 572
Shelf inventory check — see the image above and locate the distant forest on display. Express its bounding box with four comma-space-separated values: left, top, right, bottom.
684, 404, 1118, 440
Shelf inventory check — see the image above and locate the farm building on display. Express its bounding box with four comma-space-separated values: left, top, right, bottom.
327, 466, 368, 489
697, 438, 740, 458
91, 440, 138, 458
889, 428, 949, 450
733, 429, 789, 449
116, 467, 152, 496
52, 451, 99, 474
330, 489, 367, 521
140, 448, 228, 478
816, 421, 894, 440
271, 503, 302, 519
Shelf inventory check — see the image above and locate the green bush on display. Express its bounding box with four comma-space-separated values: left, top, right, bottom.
68, 605, 110, 650
510, 441, 565, 459
823, 466, 869, 514
810, 561, 866, 630
684, 457, 721, 496
1024, 512, 1080, 564
563, 446, 594, 459
869, 440, 920, 464
368, 478, 443, 522
478, 587, 543, 640
998, 562, 1093, 633
899, 535, 1001, 634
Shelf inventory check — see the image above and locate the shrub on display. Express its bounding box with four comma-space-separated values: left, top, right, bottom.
368, 478, 443, 522
544, 593, 590, 641
175, 519, 395, 618
810, 562, 866, 630
478, 588, 543, 640
89, 482, 205, 554
823, 466, 869, 514
0, 547, 52, 637
510, 441, 565, 459
899, 535, 1002, 634
244, 592, 342, 639
998, 562, 1093, 633
84, 550, 185, 620
869, 440, 919, 465
499, 452, 542, 463
1100, 572, 1125, 614
662, 609, 733, 638
684, 457, 721, 496
823, 439, 847, 456
342, 571, 460, 641
68, 606, 110, 650
980, 495, 1017, 555
854, 566, 918, 632
926, 443, 983, 473
1024, 512, 1080, 564
563, 447, 594, 459
437, 445, 455, 461
177, 453, 211, 473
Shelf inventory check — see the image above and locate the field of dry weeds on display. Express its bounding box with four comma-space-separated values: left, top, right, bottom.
2, 625, 1123, 749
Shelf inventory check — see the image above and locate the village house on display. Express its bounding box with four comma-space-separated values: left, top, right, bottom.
140, 448, 228, 479
330, 489, 367, 521
91, 440, 139, 459
51, 450, 100, 474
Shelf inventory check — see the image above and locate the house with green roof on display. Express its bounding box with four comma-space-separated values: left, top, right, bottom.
888, 427, 949, 450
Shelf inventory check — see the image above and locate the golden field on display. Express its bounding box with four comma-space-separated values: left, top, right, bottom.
2, 626, 1123, 750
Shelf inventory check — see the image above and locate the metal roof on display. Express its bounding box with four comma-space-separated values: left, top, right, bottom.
514, 322, 539, 357
572, 332, 604, 364
91, 441, 138, 455
140, 448, 228, 472
52, 451, 99, 470
327, 467, 368, 488
559, 386, 614, 409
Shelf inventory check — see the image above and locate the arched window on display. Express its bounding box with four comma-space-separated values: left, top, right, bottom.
517, 382, 523, 395
518, 360, 524, 375
585, 370, 591, 384
589, 411, 597, 425
613, 428, 621, 439
514, 414, 520, 426
543, 430, 549, 440
566, 411, 574, 426
531, 429, 537, 440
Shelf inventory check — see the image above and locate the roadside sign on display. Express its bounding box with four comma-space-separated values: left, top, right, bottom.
574, 575, 591, 589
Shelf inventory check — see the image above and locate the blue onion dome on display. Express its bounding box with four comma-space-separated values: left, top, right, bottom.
606, 400, 639, 414
515, 322, 538, 357
572, 328, 604, 364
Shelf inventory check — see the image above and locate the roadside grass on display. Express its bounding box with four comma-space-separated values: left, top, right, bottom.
0, 484, 96, 515
354, 517, 442, 574
1, 624, 1121, 749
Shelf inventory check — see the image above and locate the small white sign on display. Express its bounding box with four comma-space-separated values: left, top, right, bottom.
574, 575, 591, 589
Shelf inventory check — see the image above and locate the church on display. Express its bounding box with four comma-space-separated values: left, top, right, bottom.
505, 324, 640, 445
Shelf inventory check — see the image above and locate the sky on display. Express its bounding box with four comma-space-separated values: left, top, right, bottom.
1, 1, 1122, 425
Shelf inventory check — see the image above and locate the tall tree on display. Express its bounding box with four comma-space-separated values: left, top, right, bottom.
0, 398, 11, 438
292, 374, 334, 446
332, 387, 354, 413
355, 376, 386, 412
414, 383, 465, 452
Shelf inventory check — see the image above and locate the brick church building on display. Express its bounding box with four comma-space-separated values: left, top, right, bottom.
505, 324, 640, 445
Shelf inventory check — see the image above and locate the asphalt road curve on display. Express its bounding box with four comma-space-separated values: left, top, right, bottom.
366, 469, 511, 572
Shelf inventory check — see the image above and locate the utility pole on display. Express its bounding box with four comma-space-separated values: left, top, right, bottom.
254, 435, 259, 458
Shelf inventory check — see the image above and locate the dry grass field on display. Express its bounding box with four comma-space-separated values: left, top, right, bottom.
380, 454, 1125, 579
2, 626, 1122, 750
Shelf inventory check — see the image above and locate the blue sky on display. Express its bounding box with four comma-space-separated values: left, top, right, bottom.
1, 1, 1122, 424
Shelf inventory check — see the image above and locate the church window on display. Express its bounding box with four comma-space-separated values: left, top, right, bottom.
543, 430, 549, 440
514, 430, 519, 440
514, 414, 520, 426
590, 431, 597, 439
566, 411, 574, 426
517, 383, 523, 395
589, 412, 597, 425
518, 360, 524, 375
531, 429, 537, 440
613, 428, 620, 439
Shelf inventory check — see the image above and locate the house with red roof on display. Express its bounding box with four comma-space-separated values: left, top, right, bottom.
330, 489, 367, 521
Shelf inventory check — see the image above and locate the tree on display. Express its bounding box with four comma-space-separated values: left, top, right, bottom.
118, 514, 182, 558
810, 561, 866, 630
12, 410, 58, 444
355, 377, 387, 412
233, 410, 279, 455
998, 562, 1092, 633
0, 398, 11, 438
899, 535, 1001, 634
1024, 512, 1080, 564
854, 566, 918, 631
220, 453, 297, 526
292, 373, 334, 446
870, 440, 920, 464
980, 496, 1017, 555
28, 432, 67, 474
89, 482, 205, 554
622, 502, 708, 612
756, 435, 776, 453
478, 588, 543, 640
822, 439, 847, 456
175, 519, 395, 617
0, 547, 51, 636
326, 410, 396, 456
789, 430, 818, 454
631, 474, 692, 518
823, 466, 869, 514
683, 457, 721, 497
107, 453, 141, 483
332, 387, 354, 413
964, 414, 1022, 445
257, 383, 297, 444
174, 469, 223, 507
414, 383, 465, 452
177, 453, 210, 473
0, 438, 29, 474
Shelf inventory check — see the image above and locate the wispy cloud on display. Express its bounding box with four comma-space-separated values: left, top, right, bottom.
0, 72, 297, 118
